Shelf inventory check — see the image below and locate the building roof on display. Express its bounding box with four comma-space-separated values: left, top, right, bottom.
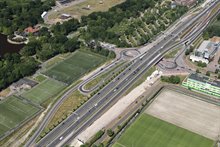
197, 40, 210, 53
12, 78, 38, 88
41, 11, 47, 18
188, 73, 220, 88
24, 27, 39, 33
195, 40, 219, 58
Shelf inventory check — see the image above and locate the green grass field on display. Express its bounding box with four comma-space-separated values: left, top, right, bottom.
21, 79, 66, 104
43, 50, 106, 84
0, 96, 40, 137
114, 114, 214, 147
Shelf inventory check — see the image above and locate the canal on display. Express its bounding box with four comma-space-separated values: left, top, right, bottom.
0, 34, 24, 56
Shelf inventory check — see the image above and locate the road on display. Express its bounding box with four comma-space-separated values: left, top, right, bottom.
25, 5, 199, 147
34, 1, 220, 146
25, 0, 220, 146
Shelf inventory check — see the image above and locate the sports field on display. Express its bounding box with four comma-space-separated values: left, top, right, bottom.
113, 114, 214, 147
21, 79, 66, 104
146, 88, 220, 140
0, 96, 40, 137
43, 50, 106, 84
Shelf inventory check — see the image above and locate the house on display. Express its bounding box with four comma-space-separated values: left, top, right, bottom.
10, 78, 38, 92
24, 26, 40, 34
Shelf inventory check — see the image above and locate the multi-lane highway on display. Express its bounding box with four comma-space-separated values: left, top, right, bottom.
26, 1, 220, 146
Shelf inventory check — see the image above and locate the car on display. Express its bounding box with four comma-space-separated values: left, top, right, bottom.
59, 136, 63, 140
114, 87, 118, 92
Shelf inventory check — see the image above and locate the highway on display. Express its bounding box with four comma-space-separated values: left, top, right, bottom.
27, 1, 220, 146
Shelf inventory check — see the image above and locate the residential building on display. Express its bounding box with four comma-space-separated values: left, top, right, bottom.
24, 26, 40, 35
182, 73, 220, 98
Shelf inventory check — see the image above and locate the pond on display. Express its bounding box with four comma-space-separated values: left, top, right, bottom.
0, 34, 24, 56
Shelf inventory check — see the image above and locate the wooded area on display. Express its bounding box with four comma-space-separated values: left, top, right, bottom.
0, 0, 55, 34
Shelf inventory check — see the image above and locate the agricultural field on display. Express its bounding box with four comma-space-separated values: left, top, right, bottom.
48, 0, 125, 20
113, 114, 214, 147
21, 79, 66, 104
0, 96, 40, 137
43, 50, 106, 84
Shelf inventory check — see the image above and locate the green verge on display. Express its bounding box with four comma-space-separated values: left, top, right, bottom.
164, 48, 180, 59
114, 114, 214, 147
84, 61, 126, 90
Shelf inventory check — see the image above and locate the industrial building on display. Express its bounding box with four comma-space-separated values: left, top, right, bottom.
182, 73, 220, 98
190, 40, 220, 64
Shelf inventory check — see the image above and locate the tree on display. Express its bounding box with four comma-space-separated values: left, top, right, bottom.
197, 61, 207, 67
64, 38, 80, 52
161, 75, 181, 84
107, 129, 114, 137
206, 71, 211, 76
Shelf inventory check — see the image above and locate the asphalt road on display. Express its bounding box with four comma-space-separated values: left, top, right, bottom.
27, 1, 220, 146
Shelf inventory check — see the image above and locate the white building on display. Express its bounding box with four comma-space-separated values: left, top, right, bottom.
189, 55, 209, 64
190, 40, 220, 64
41, 11, 47, 18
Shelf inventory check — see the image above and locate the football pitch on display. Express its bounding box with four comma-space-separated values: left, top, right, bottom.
43, 50, 106, 84
113, 114, 214, 147
0, 96, 40, 137
21, 79, 66, 104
